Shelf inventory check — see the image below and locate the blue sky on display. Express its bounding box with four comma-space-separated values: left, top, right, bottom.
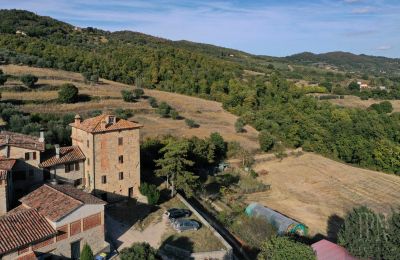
0, 0, 399, 58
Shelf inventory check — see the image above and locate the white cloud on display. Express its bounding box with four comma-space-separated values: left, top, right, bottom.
351, 7, 373, 14
376, 45, 392, 50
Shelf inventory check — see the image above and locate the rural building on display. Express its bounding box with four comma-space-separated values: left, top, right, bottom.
311, 239, 356, 260
70, 114, 143, 201
39, 145, 86, 186
0, 184, 108, 260
0, 131, 45, 215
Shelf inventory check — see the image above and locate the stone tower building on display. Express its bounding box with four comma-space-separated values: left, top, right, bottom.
70, 114, 142, 201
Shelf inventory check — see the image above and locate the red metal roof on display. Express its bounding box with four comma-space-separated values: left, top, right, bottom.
70, 114, 142, 133
0, 208, 56, 255
311, 239, 357, 260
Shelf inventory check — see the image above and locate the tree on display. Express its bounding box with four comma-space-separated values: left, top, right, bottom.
80, 244, 94, 260
119, 242, 157, 260
338, 206, 388, 259
235, 118, 245, 133
155, 139, 199, 197
58, 83, 79, 103
348, 81, 360, 92
148, 97, 158, 108
0, 69, 7, 86
258, 236, 316, 260
156, 102, 171, 117
369, 101, 393, 114
133, 88, 144, 99
209, 132, 226, 160
185, 118, 198, 128
20, 74, 38, 88
121, 89, 136, 102
386, 211, 400, 259
139, 182, 160, 205
259, 130, 275, 152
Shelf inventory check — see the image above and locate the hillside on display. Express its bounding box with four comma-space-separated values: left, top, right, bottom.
0, 9, 399, 174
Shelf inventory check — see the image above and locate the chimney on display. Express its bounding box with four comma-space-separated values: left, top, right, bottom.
101, 120, 107, 129
39, 128, 45, 143
74, 114, 82, 125
55, 144, 60, 158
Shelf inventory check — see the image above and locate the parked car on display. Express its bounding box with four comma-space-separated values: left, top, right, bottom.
164, 208, 191, 220
172, 219, 200, 232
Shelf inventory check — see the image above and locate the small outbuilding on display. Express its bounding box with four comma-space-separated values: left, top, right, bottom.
311, 239, 357, 260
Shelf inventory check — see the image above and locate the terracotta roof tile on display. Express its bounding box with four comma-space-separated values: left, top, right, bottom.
0, 131, 45, 151
0, 208, 56, 255
39, 146, 85, 168
20, 184, 105, 222
311, 239, 357, 260
70, 114, 142, 133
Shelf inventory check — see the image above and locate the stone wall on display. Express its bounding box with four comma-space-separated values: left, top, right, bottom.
48, 160, 85, 185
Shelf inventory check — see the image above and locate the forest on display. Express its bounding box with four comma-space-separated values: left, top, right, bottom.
0, 9, 399, 174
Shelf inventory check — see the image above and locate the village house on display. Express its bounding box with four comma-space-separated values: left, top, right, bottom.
0, 184, 108, 260
70, 114, 143, 201
39, 145, 86, 187
0, 131, 45, 214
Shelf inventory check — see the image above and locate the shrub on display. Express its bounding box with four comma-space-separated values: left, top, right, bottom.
114, 108, 133, 119
170, 109, 180, 120
0, 69, 7, 85
133, 88, 145, 99
258, 236, 316, 260
139, 182, 160, 205
156, 102, 171, 117
235, 118, 245, 133
58, 83, 79, 103
185, 118, 199, 128
369, 101, 393, 114
259, 130, 275, 152
121, 89, 136, 102
80, 244, 94, 260
120, 242, 157, 260
20, 74, 38, 88
232, 215, 276, 249
148, 97, 158, 108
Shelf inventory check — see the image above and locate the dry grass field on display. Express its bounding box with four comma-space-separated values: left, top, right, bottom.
326, 95, 400, 112
0, 65, 259, 150
245, 152, 400, 237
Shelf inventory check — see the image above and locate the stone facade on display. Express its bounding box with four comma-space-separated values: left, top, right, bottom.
71, 115, 141, 201
47, 160, 85, 186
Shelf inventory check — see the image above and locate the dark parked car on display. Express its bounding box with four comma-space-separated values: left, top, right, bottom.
172, 219, 200, 232
164, 208, 191, 220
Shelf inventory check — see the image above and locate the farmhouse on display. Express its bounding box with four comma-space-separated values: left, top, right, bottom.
70, 114, 143, 201
0, 184, 108, 260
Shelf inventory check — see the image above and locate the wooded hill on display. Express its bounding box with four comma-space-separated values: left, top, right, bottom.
0, 9, 399, 174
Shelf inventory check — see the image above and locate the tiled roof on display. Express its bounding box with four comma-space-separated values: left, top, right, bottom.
0, 158, 16, 171
0, 131, 45, 151
39, 146, 85, 168
0, 208, 56, 255
0, 158, 16, 180
50, 184, 105, 205
70, 114, 142, 133
20, 184, 105, 222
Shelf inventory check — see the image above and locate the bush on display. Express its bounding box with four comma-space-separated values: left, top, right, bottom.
121, 89, 137, 102
58, 83, 79, 103
148, 97, 158, 108
114, 108, 133, 119
231, 215, 276, 249
20, 74, 38, 88
0, 69, 7, 85
258, 236, 316, 260
120, 242, 158, 260
170, 109, 180, 120
80, 244, 94, 260
133, 88, 145, 99
139, 182, 160, 205
259, 130, 275, 152
369, 101, 393, 114
235, 118, 245, 133
156, 102, 171, 117
185, 118, 199, 128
